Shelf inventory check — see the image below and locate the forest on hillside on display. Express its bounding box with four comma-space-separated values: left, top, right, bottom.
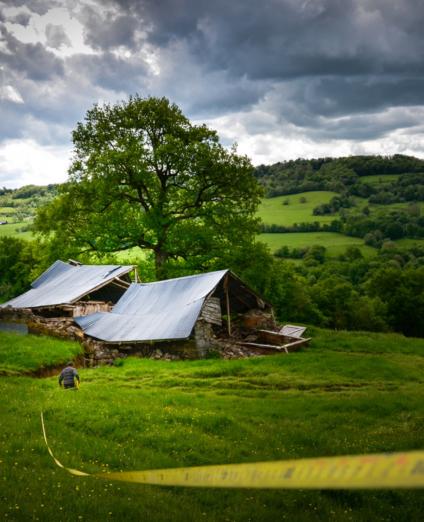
255, 154, 424, 200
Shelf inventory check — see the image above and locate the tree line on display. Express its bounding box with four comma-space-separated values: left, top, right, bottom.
255, 155, 424, 199
261, 205, 424, 244
1, 235, 423, 337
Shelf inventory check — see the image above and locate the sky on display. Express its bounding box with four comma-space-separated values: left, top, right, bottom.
1, 0, 424, 188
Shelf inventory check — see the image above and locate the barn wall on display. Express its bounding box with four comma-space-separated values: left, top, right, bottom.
71, 301, 112, 317
200, 297, 222, 325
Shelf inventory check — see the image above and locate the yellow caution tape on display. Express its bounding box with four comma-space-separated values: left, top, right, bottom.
41, 412, 424, 489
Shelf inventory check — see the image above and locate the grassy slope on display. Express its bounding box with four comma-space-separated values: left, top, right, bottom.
359, 174, 400, 185
260, 232, 377, 257
0, 329, 423, 521
395, 238, 424, 248
258, 191, 338, 226
0, 332, 83, 375
257, 191, 377, 256
2, 187, 421, 260
0, 222, 33, 240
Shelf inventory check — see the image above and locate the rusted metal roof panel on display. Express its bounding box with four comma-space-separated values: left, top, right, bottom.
75, 270, 229, 342
1, 261, 134, 309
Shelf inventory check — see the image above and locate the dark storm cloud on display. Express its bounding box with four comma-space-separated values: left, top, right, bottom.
5, 0, 59, 16
10, 12, 31, 26
0, 26, 64, 81
63, 0, 424, 138
68, 52, 149, 93
310, 111, 422, 141
285, 76, 424, 119
92, 0, 424, 79
1, 0, 424, 155
77, 3, 140, 50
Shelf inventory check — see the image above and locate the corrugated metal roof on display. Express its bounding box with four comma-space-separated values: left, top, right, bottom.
75, 270, 228, 343
1, 261, 134, 309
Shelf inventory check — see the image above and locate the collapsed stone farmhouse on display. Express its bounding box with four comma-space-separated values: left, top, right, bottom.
75, 269, 276, 361
1, 261, 309, 364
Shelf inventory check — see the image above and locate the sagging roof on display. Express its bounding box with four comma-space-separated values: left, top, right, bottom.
75, 269, 233, 343
1, 260, 134, 309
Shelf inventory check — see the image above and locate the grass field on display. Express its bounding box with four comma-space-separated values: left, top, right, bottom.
359, 174, 400, 186
260, 232, 377, 257
394, 238, 424, 248
258, 191, 338, 226
0, 329, 423, 521
0, 332, 82, 375
372, 201, 424, 212
0, 222, 33, 240
1, 188, 423, 264
0, 206, 17, 215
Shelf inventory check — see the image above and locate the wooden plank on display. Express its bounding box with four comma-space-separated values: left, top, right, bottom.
200, 297, 222, 326
237, 337, 311, 353
281, 338, 311, 352
224, 275, 231, 335
235, 341, 288, 353
257, 329, 287, 345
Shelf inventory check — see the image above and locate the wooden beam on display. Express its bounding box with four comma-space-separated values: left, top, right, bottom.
224, 275, 231, 336
110, 278, 131, 289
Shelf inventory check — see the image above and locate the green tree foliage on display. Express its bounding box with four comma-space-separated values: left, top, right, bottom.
35, 96, 262, 279
366, 265, 424, 337
0, 237, 40, 301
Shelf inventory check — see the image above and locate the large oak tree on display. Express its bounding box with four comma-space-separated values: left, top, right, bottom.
36, 96, 262, 278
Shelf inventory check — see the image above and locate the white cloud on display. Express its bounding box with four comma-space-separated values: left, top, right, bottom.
0, 84, 24, 103
4, 5, 97, 58
203, 110, 424, 165
0, 139, 70, 188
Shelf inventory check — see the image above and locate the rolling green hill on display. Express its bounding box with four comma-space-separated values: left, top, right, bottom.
258, 191, 338, 226
255, 156, 424, 258
260, 231, 377, 257
1, 156, 423, 261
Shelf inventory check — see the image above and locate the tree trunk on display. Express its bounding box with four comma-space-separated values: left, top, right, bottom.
154, 249, 169, 280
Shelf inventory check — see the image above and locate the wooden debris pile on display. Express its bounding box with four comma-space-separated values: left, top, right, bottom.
235, 324, 311, 354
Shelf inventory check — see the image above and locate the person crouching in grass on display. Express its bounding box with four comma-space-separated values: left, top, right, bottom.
58, 361, 80, 390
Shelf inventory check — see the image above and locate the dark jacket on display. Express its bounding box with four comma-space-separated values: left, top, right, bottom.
59, 366, 80, 388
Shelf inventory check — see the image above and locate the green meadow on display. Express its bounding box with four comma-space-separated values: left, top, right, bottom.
0, 332, 82, 375
359, 174, 400, 186
0, 329, 423, 521
0, 222, 33, 240
394, 238, 424, 248
259, 232, 377, 257
258, 191, 338, 226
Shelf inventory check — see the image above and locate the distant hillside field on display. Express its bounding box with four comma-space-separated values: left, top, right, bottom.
258, 191, 338, 226
0, 222, 33, 240
260, 231, 377, 257
359, 174, 400, 186
1, 157, 423, 265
